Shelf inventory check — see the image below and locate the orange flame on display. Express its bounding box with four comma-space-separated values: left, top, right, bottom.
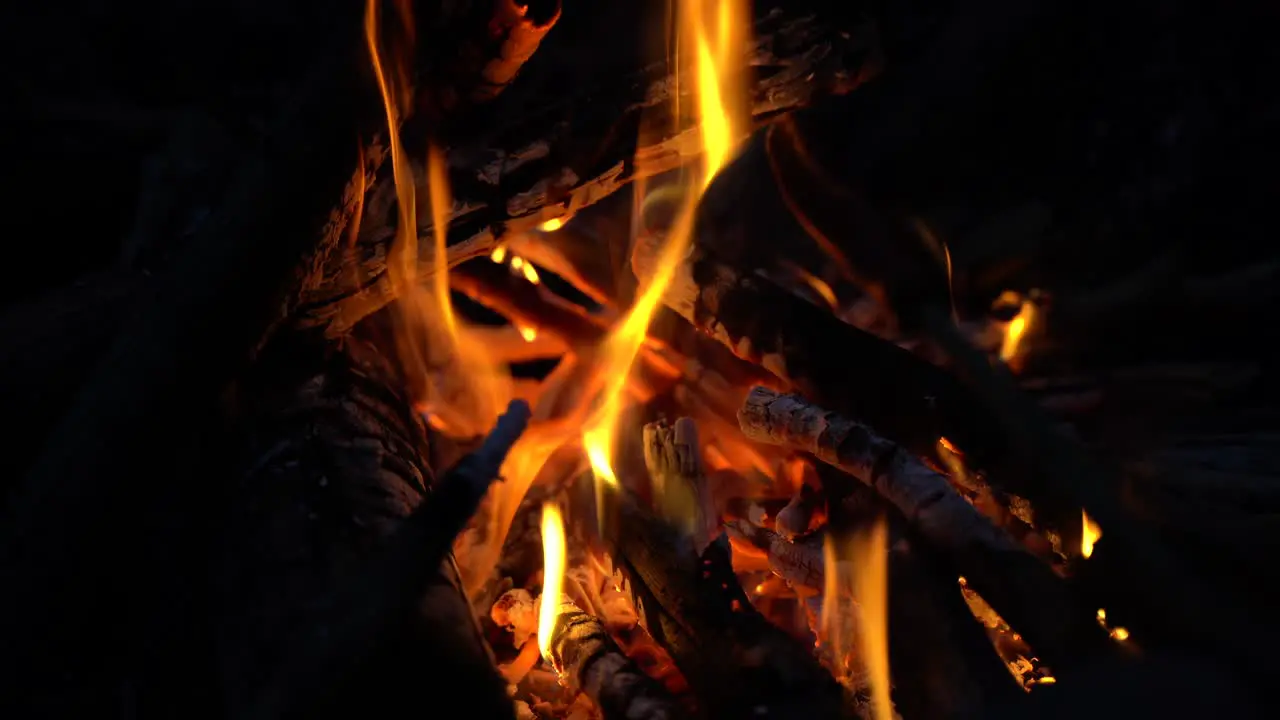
822, 518, 892, 719
851, 518, 892, 720
364, 0, 416, 293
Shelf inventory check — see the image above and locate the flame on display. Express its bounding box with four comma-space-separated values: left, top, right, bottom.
1081, 511, 1102, 558
821, 519, 891, 718
582, 0, 748, 525
538, 502, 567, 660
367, 0, 509, 438
539, 217, 565, 232
820, 533, 848, 666
851, 518, 892, 720
490, 245, 507, 263
999, 300, 1035, 364
518, 324, 538, 342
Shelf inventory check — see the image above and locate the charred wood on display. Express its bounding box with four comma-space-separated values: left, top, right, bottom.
738, 386, 1114, 676
222, 327, 525, 720
546, 600, 685, 720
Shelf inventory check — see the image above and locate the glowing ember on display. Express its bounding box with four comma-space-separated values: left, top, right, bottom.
538, 502, 567, 661
490, 245, 508, 264
1081, 510, 1102, 558
999, 300, 1035, 364
539, 217, 565, 232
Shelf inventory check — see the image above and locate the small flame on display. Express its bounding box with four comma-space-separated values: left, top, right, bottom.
518, 324, 538, 342
539, 217, 565, 232
936, 437, 970, 487
1081, 511, 1102, 559
490, 245, 507, 264
538, 502, 567, 660
999, 300, 1035, 364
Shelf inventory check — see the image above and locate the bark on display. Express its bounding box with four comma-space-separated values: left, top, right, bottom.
737, 386, 1114, 676
546, 600, 685, 720
220, 324, 522, 720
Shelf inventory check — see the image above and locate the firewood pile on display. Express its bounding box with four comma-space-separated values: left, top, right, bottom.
2, 1, 1277, 720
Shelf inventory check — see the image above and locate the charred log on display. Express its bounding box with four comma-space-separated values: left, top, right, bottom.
221, 324, 525, 720
546, 600, 685, 720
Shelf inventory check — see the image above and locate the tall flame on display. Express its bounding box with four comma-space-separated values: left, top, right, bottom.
582, 0, 748, 526
365, 0, 417, 293
537, 502, 567, 660
822, 519, 892, 719
851, 518, 892, 720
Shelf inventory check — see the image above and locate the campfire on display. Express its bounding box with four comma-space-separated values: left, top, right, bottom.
332, 1, 1132, 718
6, 1, 1275, 719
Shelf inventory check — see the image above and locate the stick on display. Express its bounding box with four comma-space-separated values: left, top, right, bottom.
546, 600, 685, 720
737, 386, 1113, 676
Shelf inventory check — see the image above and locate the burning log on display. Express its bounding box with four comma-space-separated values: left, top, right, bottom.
631, 234, 1010, 480
737, 387, 1114, 676
303, 7, 875, 333
545, 600, 685, 720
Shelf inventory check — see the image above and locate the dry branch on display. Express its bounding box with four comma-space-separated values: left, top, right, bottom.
738, 386, 1113, 676
301, 9, 874, 333
546, 600, 684, 720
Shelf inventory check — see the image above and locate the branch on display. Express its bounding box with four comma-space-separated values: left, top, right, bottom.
737, 386, 1114, 676
632, 233, 1012, 481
